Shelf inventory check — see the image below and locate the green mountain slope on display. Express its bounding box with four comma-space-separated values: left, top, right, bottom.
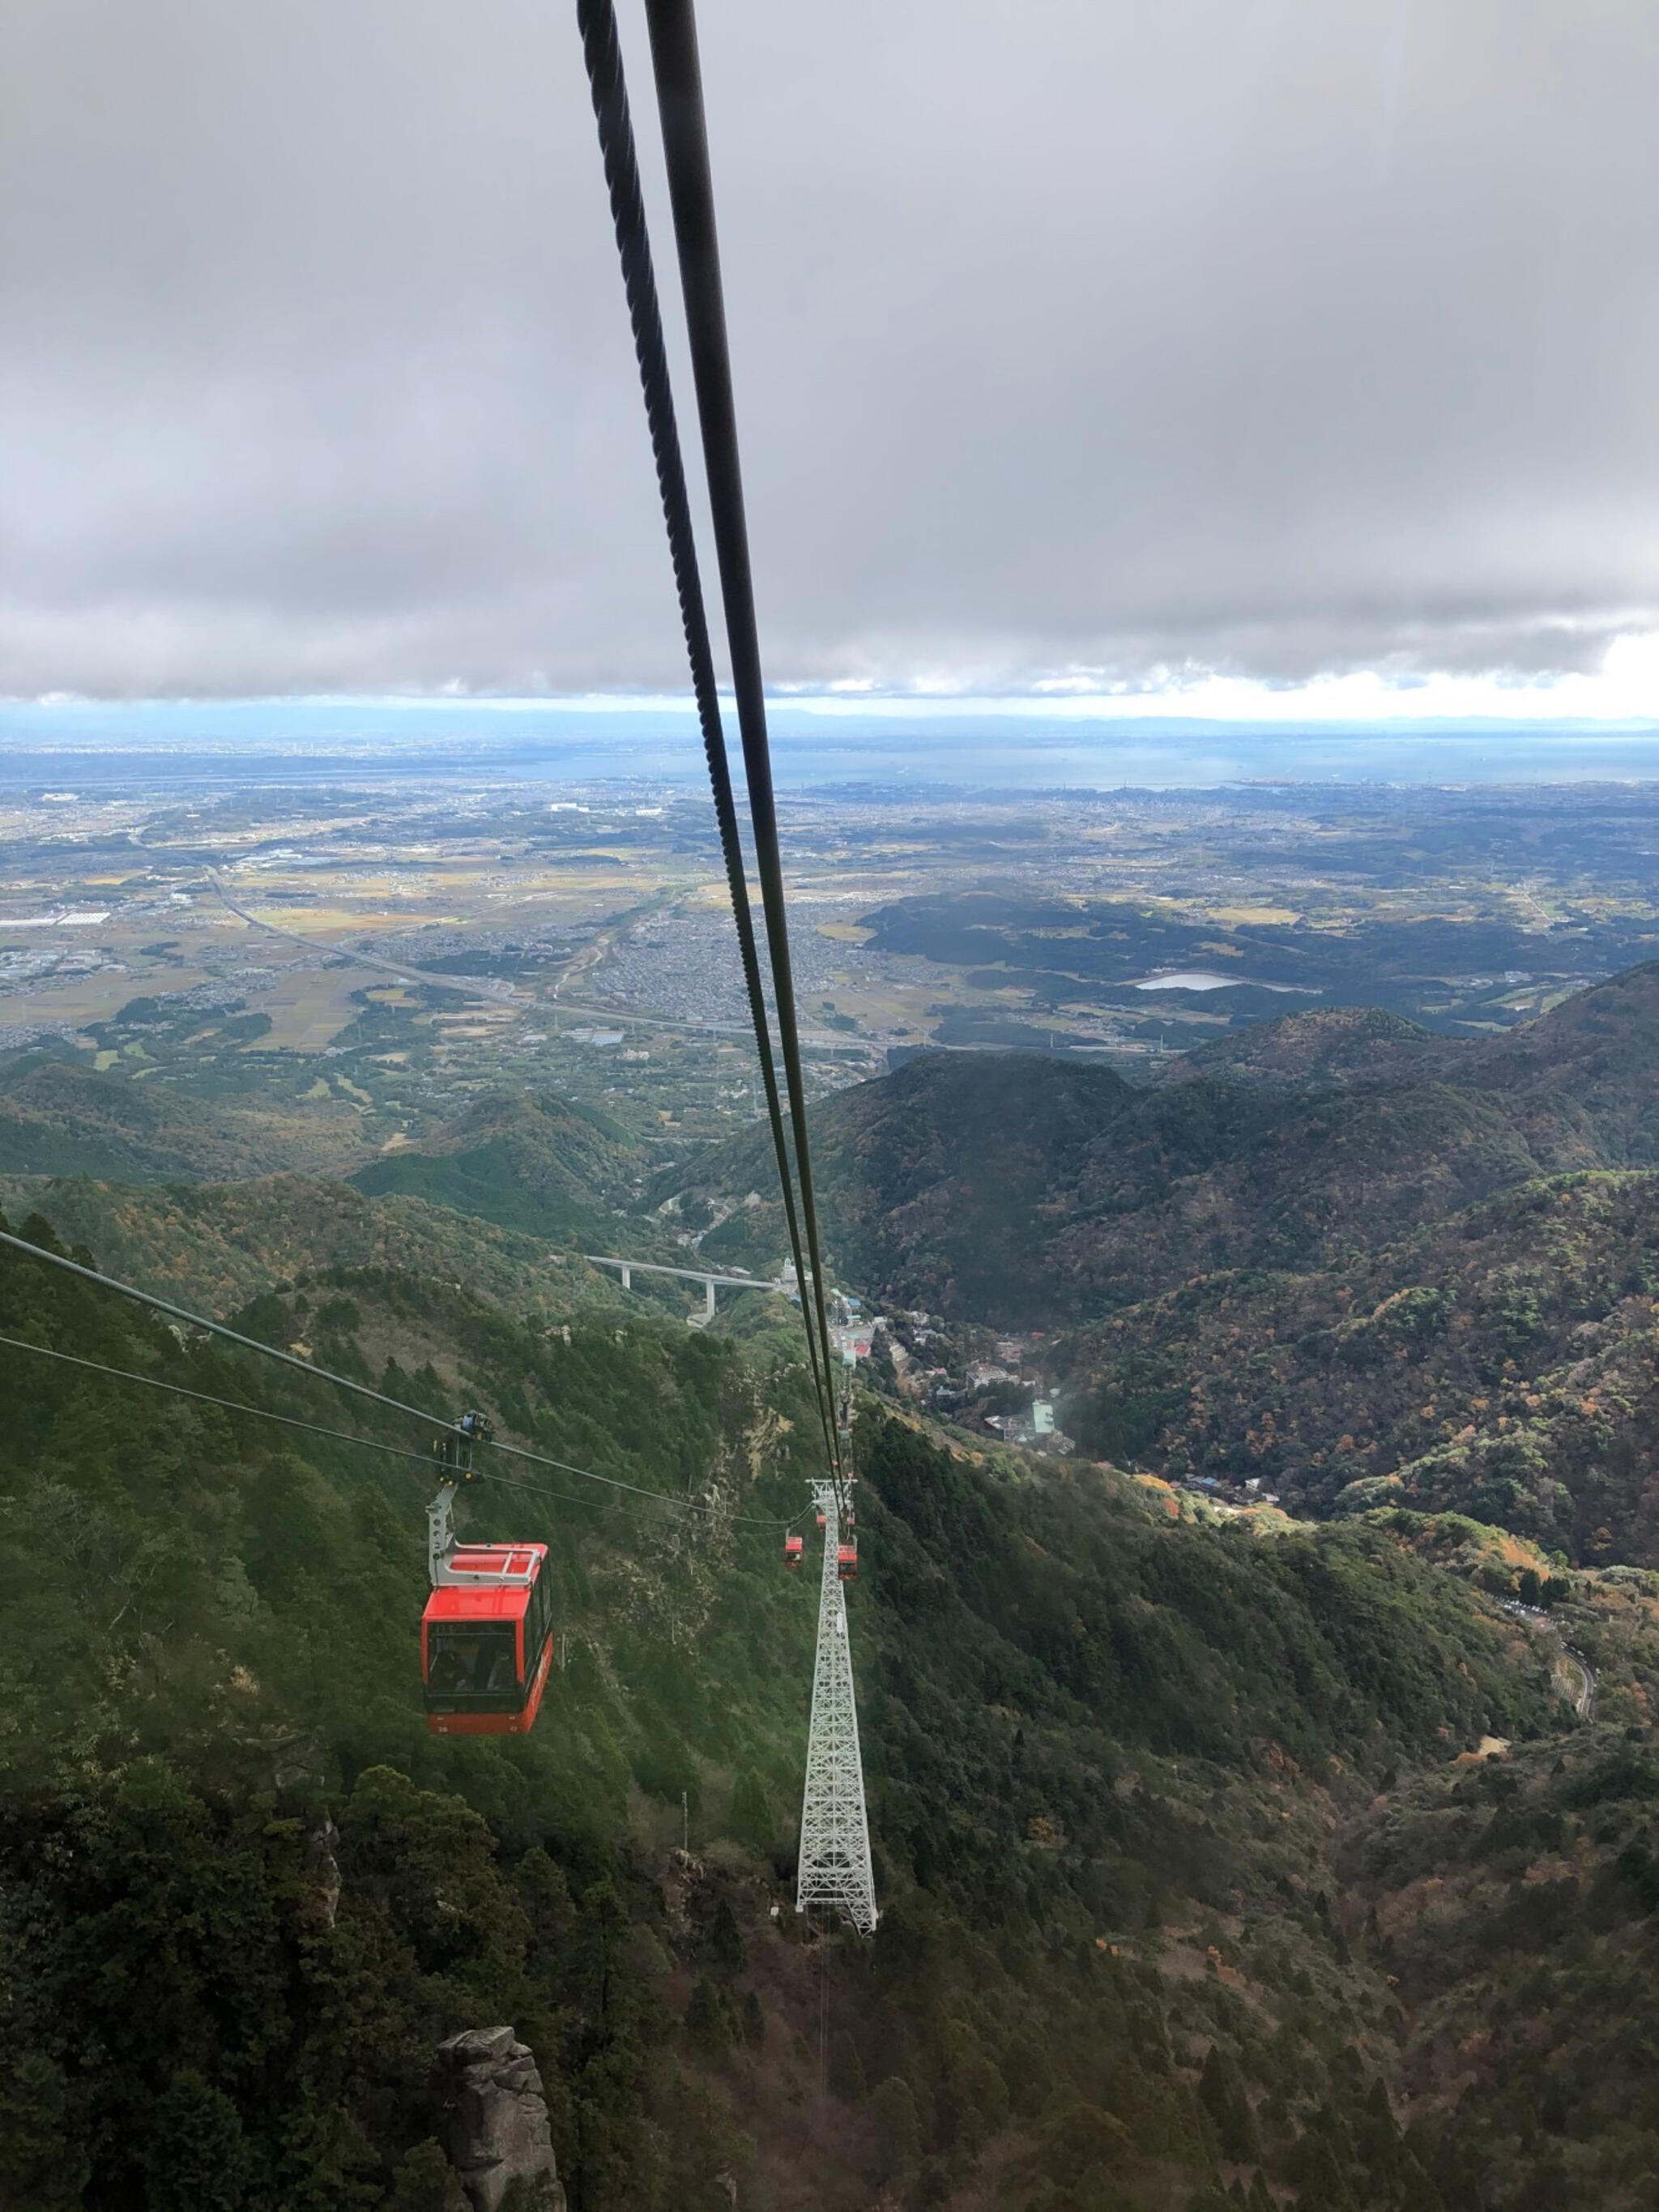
1062, 1169, 1659, 1561
1339, 1718, 1659, 2208
1165, 964, 1659, 1155
349, 1089, 645, 1241
1441, 964, 1659, 1189
0, 1048, 367, 1181
0, 1169, 645, 1323
663, 969, 1659, 1573
8, 1215, 1644, 2210
1162, 1005, 1450, 1091
680, 1053, 1154, 1316
672, 965, 1659, 1326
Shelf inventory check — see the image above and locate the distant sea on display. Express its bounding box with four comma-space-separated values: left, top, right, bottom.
6, 697, 1659, 793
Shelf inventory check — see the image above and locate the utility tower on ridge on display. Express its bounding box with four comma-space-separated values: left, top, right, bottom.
796, 1480, 878, 1935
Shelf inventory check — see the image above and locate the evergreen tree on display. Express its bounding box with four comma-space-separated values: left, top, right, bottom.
0, 2051, 90, 2211
1354, 2076, 1401, 2183
828, 2030, 867, 2103
685, 1979, 734, 2059
143, 2073, 254, 2212
868, 2077, 922, 2184
1045, 2105, 1133, 2193
1199, 2045, 1261, 2165
384, 2141, 455, 2212
728, 1767, 776, 1852
1290, 2129, 1358, 2212
707, 1897, 747, 1978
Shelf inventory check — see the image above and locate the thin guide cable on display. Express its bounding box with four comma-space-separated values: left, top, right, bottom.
0, 1230, 802, 1530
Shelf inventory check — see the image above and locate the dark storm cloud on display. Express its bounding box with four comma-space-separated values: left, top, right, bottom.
2, 0, 1657, 697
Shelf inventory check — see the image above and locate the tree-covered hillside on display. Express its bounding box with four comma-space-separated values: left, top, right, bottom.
348, 1090, 646, 1243
667, 967, 1659, 1328
1062, 1169, 1659, 1561
0, 1046, 368, 1182
8, 1211, 1646, 2210
0, 1167, 696, 1327
652, 967, 1659, 1584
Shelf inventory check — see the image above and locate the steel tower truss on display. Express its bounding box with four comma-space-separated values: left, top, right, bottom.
795, 1482, 878, 1935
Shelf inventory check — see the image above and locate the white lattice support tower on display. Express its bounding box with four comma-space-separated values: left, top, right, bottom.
796, 1482, 878, 1935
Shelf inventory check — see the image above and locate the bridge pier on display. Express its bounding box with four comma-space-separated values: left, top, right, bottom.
584, 1253, 789, 1305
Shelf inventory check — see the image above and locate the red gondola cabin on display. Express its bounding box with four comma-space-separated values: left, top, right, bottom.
422, 1540, 554, 1736
783, 1532, 804, 1570
837, 1539, 858, 1582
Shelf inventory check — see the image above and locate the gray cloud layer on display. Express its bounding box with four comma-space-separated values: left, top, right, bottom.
3, 0, 1657, 697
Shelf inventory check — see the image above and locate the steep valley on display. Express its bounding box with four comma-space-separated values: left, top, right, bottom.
669, 965, 1659, 1329
8, 965, 1659, 2208
669, 963, 1659, 1565
9, 1219, 1659, 2210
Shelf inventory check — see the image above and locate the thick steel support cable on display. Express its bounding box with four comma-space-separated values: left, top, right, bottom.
641, 0, 847, 1495
574, 0, 837, 1475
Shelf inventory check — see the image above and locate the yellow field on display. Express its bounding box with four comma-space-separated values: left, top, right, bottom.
254, 971, 366, 1051
0, 967, 208, 1025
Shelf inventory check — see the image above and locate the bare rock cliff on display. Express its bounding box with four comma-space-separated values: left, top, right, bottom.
432, 2027, 565, 2212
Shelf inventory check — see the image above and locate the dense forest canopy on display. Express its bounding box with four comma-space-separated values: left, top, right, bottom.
9, 967, 1659, 2208
10, 1198, 1659, 2212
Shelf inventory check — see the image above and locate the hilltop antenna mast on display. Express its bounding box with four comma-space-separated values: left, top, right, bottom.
795, 1481, 877, 1935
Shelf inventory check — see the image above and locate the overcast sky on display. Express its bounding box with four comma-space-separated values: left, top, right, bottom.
3, 0, 1658, 705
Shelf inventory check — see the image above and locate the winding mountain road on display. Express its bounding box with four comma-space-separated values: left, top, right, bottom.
1560, 1644, 1597, 1722
1501, 1598, 1596, 1722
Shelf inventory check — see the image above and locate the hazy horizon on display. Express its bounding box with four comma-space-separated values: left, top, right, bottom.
7, 693, 1659, 794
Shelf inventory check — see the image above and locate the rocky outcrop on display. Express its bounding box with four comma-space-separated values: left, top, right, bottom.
299, 1817, 340, 1930
432, 2027, 565, 2212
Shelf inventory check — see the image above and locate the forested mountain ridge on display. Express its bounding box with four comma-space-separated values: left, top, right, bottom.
1062, 1168, 1659, 1560
0, 1045, 369, 1181
668, 964, 1659, 1327
9, 1212, 1653, 2210
1162, 961, 1659, 1134
349, 1090, 646, 1241
1157, 1006, 1448, 1091
0, 1168, 664, 1326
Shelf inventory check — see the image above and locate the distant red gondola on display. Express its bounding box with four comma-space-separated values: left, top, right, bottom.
783, 1532, 804, 1570
837, 1539, 858, 1582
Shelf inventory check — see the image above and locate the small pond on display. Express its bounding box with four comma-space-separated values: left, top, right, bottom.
1130, 971, 1320, 993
